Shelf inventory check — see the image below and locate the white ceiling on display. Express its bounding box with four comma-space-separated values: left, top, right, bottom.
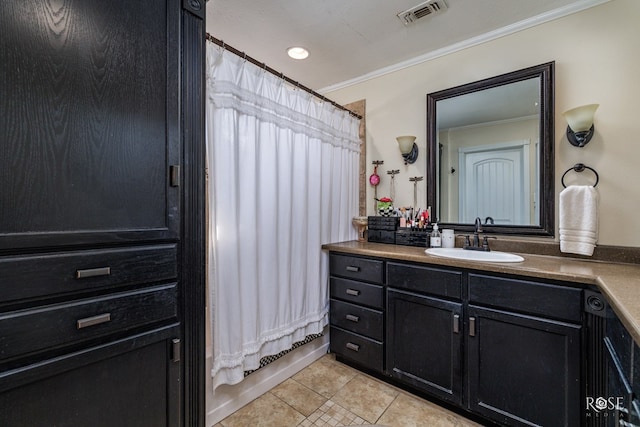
206, 0, 605, 92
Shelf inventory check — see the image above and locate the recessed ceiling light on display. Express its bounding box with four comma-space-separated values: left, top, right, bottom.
287, 46, 309, 60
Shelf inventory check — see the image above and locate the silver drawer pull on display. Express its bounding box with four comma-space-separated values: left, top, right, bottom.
76, 267, 111, 279
345, 266, 360, 272
77, 313, 111, 329
346, 342, 360, 352
171, 338, 181, 363
346, 314, 360, 323
346, 289, 360, 296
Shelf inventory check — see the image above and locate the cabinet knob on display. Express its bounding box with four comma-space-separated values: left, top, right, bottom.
75, 267, 111, 279
346, 314, 360, 323
171, 338, 181, 363
346, 342, 360, 352
77, 313, 111, 329
170, 165, 180, 187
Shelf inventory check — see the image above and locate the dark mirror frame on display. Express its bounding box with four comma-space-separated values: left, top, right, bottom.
426, 61, 555, 236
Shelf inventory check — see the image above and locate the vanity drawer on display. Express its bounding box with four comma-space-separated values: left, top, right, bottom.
0, 244, 177, 304
330, 254, 384, 284
387, 262, 461, 300
330, 326, 383, 373
468, 274, 582, 323
0, 283, 177, 362
330, 299, 383, 341
330, 278, 383, 309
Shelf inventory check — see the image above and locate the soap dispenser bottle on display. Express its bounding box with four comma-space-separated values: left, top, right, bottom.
430, 223, 441, 248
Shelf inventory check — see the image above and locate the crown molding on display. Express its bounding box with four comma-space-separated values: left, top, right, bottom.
319, 0, 611, 94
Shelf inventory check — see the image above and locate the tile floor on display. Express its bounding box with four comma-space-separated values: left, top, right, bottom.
214, 354, 481, 427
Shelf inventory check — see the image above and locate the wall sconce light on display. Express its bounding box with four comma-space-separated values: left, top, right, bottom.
396, 135, 418, 164
563, 104, 599, 147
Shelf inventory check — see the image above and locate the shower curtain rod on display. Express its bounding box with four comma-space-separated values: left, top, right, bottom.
205, 33, 362, 120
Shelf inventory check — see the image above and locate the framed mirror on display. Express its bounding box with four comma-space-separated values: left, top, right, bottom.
426, 62, 554, 236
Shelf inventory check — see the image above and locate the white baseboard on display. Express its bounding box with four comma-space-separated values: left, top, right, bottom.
205, 334, 329, 426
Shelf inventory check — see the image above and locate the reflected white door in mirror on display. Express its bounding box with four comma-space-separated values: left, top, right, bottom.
458, 141, 530, 225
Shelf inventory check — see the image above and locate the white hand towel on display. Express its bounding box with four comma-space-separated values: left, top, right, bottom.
559, 185, 599, 256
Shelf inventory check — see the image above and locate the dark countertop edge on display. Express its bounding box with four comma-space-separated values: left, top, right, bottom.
322, 241, 599, 285
322, 240, 640, 346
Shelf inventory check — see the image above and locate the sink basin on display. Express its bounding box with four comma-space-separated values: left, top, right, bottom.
425, 247, 524, 263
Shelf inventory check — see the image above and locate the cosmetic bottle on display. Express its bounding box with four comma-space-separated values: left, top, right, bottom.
430, 223, 441, 248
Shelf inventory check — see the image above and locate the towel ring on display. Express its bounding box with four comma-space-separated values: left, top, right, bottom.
561, 163, 599, 188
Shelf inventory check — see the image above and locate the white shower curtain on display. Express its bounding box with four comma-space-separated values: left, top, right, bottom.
205, 42, 360, 389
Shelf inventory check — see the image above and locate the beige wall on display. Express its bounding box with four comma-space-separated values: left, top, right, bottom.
326, 0, 640, 247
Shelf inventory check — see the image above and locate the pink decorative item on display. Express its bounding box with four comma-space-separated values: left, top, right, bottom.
369, 164, 380, 186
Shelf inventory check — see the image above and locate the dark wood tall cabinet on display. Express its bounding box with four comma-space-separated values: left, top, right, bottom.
0, 0, 205, 425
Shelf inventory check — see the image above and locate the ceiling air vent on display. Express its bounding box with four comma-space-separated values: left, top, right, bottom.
397, 0, 448, 25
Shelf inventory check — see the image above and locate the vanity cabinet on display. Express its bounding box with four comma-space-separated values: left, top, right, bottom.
603, 304, 640, 426
467, 274, 582, 426
631, 343, 640, 426
385, 265, 582, 426
328, 250, 590, 426
0, 0, 205, 425
466, 306, 581, 426
386, 263, 463, 405
329, 254, 385, 373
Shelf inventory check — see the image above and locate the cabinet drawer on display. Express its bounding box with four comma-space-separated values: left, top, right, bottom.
468, 274, 582, 323
330, 326, 383, 373
330, 299, 383, 341
0, 284, 177, 362
367, 230, 396, 244
330, 254, 384, 284
330, 278, 383, 309
0, 245, 177, 304
387, 262, 461, 300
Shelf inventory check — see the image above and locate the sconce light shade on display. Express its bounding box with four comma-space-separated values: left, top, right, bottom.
396, 135, 418, 164
563, 104, 599, 147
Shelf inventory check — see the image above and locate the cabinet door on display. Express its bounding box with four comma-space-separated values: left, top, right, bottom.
603, 305, 635, 426
0, 0, 180, 250
467, 305, 581, 427
0, 327, 181, 427
386, 289, 463, 405
605, 342, 634, 427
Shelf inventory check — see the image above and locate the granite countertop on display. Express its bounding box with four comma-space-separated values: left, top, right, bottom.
322, 240, 640, 345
